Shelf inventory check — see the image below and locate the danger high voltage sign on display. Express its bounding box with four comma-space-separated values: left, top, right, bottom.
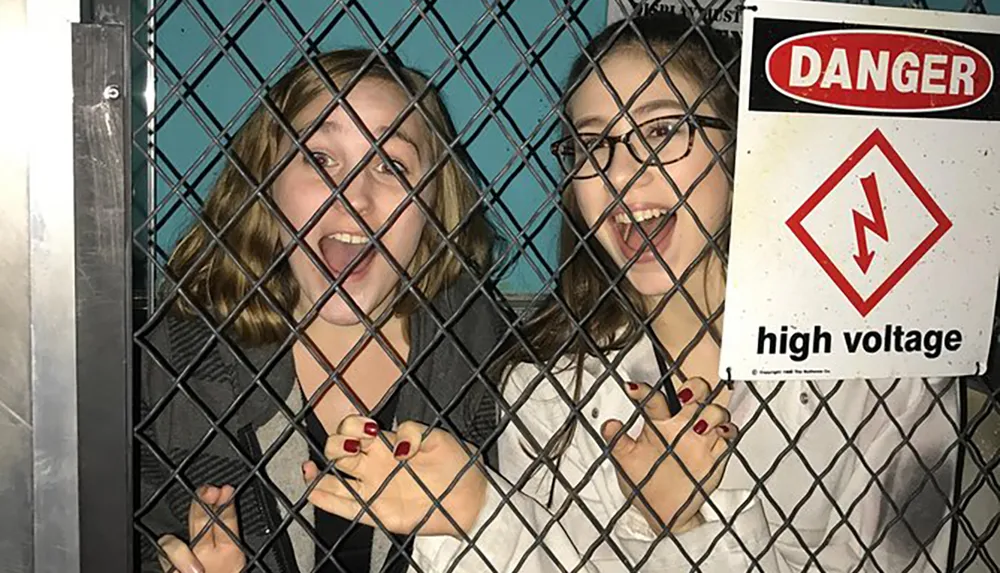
721, 0, 1000, 381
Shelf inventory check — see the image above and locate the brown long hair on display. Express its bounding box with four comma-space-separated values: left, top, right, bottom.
165, 49, 493, 345
496, 12, 739, 456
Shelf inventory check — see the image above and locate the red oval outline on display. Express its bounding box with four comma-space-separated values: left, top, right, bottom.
764, 29, 995, 113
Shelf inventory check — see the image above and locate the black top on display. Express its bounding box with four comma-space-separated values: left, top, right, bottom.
305, 391, 412, 573
137, 275, 506, 573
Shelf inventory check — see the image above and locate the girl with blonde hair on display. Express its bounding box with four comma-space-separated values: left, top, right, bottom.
141, 49, 505, 573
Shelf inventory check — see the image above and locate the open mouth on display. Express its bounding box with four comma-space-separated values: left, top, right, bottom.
611, 207, 678, 263
318, 232, 376, 282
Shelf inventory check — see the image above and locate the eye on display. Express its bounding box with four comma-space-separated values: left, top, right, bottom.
375, 158, 409, 176
308, 151, 334, 168
644, 120, 681, 139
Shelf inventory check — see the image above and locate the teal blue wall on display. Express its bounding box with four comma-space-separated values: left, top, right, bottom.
151, 0, 609, 294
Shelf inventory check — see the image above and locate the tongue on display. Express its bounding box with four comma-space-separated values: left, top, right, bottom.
625, 216, 668, 251
319, 236, 366, 274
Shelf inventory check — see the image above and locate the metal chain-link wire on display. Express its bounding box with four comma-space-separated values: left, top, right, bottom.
130, 0, 1000, 572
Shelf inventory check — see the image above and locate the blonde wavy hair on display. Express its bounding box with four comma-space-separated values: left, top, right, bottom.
165, 49, 493, 345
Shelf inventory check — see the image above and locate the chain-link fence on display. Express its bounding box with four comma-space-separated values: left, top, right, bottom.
126, 0, 1000, 572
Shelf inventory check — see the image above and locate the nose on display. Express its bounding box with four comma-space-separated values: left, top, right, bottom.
334, 168, 375, 217
606, 140, 650, 200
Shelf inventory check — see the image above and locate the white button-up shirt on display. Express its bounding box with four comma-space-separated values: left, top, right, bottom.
415, 334, 958, 572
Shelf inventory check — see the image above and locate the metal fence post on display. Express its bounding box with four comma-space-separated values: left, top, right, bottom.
73, 21, 133, 573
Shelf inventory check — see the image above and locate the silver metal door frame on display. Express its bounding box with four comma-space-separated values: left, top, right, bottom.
0, 2, 132, 572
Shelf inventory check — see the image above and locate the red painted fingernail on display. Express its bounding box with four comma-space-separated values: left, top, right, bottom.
394, 441, 411, 457
678, 388, 694, 404
693, 420, 709, 435
627, 383, 638, 391
364, 422, 378, 436
344, 439, 361, 454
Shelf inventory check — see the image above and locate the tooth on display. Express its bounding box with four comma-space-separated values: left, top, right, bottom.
616, 207, 670, 227
640, 208, 666, 223
329, 232, 367, 245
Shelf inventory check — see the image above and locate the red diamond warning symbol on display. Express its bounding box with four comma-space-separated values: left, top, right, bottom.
786, 128, 952, 317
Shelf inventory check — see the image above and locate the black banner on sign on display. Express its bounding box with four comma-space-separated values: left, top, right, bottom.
748, 17, 1000, 120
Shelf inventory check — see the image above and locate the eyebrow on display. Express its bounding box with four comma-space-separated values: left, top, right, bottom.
316, 121, 422, 160
573, 99, 685, 132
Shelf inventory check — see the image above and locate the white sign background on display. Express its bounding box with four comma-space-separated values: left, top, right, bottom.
721, 0, 1000, 380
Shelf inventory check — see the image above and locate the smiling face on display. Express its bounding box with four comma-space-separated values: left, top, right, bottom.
566, 49, 732, 298
272, 77, 432, 325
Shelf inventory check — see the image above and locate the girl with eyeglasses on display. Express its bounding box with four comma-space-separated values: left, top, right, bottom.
308, 13, 958, 572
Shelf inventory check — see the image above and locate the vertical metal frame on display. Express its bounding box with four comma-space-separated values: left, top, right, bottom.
73, 22, 132, 573
0, 1, 133, 572
0, 0, 33, 570
27, 0, 82, 569
142, 0, 157, 312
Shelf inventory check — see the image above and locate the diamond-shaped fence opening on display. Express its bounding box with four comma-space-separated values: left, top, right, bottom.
124, 0, 1000, 572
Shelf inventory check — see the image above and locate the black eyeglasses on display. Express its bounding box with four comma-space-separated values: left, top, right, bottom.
550, 114, 732, 180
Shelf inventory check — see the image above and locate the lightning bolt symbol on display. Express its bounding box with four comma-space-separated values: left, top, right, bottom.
852, 173, 889, 274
